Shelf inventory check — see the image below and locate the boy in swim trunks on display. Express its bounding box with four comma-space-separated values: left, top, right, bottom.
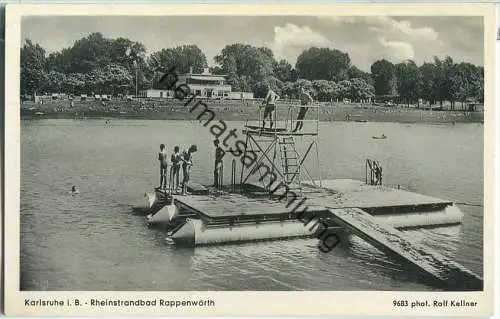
292, 87, 313, 132
181, 144, 198, 195
158, 144, 168, 190
171, 146, 181, 193
261, 86, 280, 129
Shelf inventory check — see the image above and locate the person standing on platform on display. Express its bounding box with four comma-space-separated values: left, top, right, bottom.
170, 146, 181, 193
292, 87, 313, 133
181, 144, 198, 196
261, 86, 280, 130
213, 139, 225, 188
158, 144, 168, 190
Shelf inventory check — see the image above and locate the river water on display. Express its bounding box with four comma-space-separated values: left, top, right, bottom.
20, 119, 483, 291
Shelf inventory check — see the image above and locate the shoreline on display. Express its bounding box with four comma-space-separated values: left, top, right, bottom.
20, 109, 484, 124
20, 100, 484, 124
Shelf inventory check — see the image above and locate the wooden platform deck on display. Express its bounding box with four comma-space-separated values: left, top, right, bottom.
174, 191, 301, 220
302, 179, 452, 213
173, 179, 452, 220
326, 207, 483, 290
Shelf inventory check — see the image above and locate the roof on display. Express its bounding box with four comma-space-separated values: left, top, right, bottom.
183, 75, 227, 81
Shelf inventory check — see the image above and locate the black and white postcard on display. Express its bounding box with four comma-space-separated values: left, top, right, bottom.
3, 3, 497, 316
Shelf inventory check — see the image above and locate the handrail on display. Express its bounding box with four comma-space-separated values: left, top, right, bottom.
366, 159, 382, 185
231, 159, 236, 193
219, 161, 224, 190
256, 101, 321, 135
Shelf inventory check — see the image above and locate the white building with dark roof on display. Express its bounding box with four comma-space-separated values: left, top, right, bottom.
140, 67, 253, 100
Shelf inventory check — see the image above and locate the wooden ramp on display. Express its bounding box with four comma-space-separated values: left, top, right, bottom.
326, 207, 483, 291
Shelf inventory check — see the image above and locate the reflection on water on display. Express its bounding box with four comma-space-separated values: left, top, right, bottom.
20, 119, 483, 291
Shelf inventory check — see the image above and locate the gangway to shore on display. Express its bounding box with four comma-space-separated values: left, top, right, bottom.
325, 207, 483, 291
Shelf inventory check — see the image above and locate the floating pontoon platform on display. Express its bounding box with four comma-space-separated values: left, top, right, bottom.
168, 179, 460, 229
141, 179, 481, 290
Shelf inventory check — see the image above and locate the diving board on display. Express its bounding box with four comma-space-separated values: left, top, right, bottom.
326, 207, 483, 291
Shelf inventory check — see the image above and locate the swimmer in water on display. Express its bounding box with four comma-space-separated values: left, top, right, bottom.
71, 185, 80, 195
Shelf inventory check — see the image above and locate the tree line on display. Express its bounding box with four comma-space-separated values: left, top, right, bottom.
21, 32, 483, 108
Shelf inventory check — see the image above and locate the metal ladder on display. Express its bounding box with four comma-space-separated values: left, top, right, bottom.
278, 135, 302, 196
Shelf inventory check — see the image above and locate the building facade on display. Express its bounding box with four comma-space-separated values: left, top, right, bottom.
140, 68, 254, 100
178, 68, 232, 99
138, 89, 173, 98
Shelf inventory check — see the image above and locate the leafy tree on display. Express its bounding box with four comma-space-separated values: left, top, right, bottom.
21, 39, 47, 95
348, 66, 372, 84
395, 60, 423, 107
281, 79, 313, 99
214, 43, 277, 95
312, 80, 338, 102
350, 78, 375, 102
215, 43, 275, 81
337, 80, 352, 99
45, 71, 66, 93
419, 62, 438, 105
295, 47, 351, 81
65, 32, 112, 73
431, 56, 455, 108
474, 66, 484, 103
275, 59, 293, 82
370, 59, 396, 96
451, 62, 483, 108
21, 35, 485, 108
64, 73, 87, 94
253, 76, 283, 98
148, 44, 208, 75
90, 63, 133, 95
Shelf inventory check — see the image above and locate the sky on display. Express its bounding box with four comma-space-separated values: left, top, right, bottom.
22, 15, 484, 72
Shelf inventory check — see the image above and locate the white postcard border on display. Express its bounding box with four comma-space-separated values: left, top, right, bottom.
4, 3, 497, 316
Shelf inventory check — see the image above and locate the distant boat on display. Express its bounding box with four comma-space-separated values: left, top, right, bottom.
372, 134, 387, 139
354, 119, 367, 123
34, 112, 44, 115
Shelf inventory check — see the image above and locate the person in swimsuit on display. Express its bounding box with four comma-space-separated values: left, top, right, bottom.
261, 87, 280, 130
70, 185, 80, 195
170, 146, 181, 193
213, 139, 225, 187
292, 87, 313, 133
181, 144, 197, 195
158, 144, 168, 190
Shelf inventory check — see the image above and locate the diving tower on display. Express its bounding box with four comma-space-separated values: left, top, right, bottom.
240, 100, 322, 196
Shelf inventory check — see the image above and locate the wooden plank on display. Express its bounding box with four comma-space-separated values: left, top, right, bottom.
326, 207, 483, 290
242, 129, 318, 137
244, 125, 287, 132
175, 193, 294, 218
